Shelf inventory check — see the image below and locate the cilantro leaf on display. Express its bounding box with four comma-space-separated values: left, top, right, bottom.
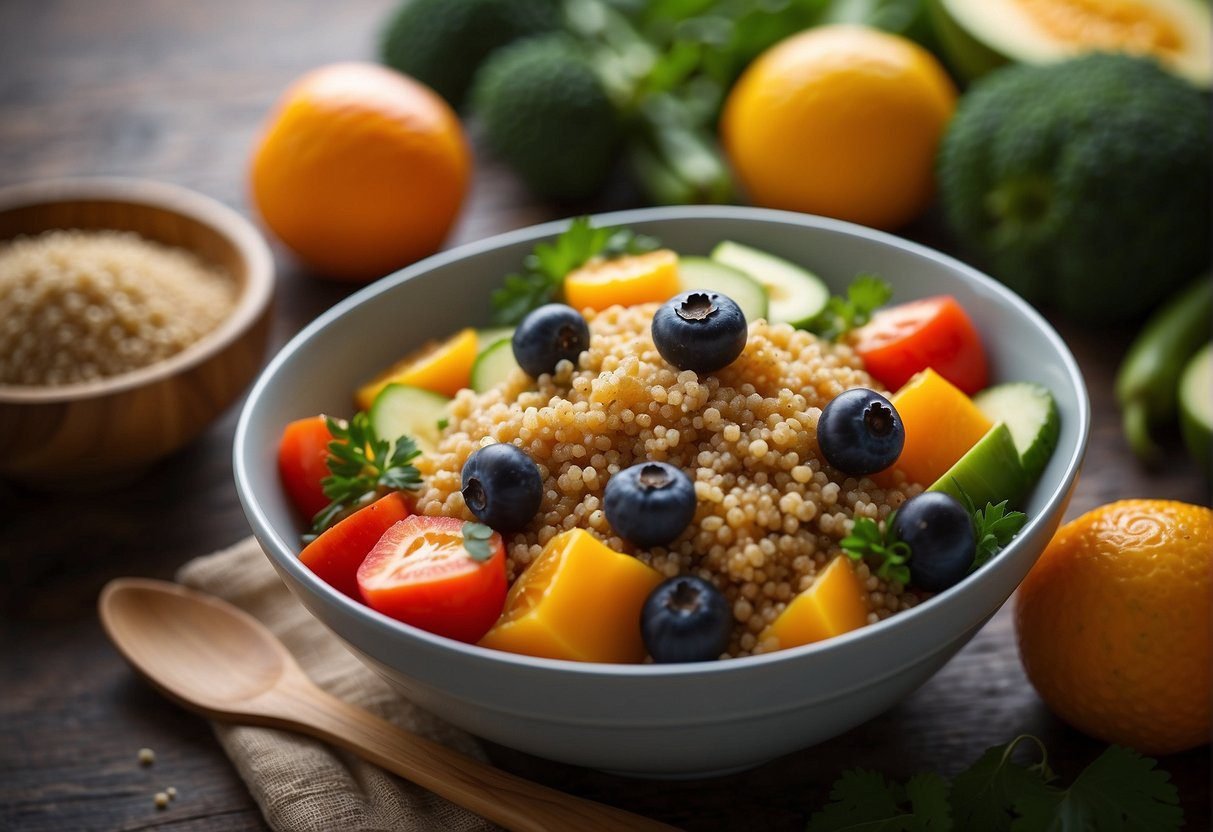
839, 515, 911, 586
1011, 746, 1182, 832
905, 773, 952, 831
807, 769, 953, 832
461, 521, 496, 562
309, 412, 422, 536
804, 273, 893, 341
807, 769, 913, 832
950, 736, 1054, 832
490, 217, 661, 325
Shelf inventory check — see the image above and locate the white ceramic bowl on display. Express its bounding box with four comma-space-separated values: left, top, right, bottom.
234, 207, 1089, 777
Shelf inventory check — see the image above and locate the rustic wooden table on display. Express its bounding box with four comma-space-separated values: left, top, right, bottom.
1, 2, 1208, 830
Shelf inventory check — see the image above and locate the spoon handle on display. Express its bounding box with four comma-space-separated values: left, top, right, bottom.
258, 681, 678, 832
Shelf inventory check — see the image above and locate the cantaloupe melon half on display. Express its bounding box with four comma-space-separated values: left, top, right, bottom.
929, 0, 1211, 87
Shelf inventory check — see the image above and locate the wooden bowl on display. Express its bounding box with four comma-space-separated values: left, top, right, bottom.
0, 178, 274, 489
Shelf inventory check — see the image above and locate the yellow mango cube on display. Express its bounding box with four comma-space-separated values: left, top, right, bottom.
761, 555, 869, 650
876, 367, 993, 487
478, 529, 664, 663
356, 327, 477, 408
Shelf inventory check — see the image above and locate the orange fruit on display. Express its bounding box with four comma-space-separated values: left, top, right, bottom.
720, 25, 957, 230
250, 62, 470, 282
1015, 499, 1212, 754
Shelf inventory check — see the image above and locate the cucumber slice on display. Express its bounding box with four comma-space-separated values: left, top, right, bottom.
1179, 343, 1212, 478
369, 383, 450, 454
710, 240, 830, 327
471, 338, 521, 393
678, 256, 769, 323
475, 327, 514, 355
928, 422, 1029, 509
974, 382, 1060, 482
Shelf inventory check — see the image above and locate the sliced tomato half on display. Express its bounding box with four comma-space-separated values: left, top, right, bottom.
357, 516, 507, 643
299, 491, 411, 599
853, 295, 989, 395
278, 415, 335, 519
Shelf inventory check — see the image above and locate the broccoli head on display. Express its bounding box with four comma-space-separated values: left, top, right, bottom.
379, 0, 561, 109
471, 36, 623, 201
938, 53, 1211, 323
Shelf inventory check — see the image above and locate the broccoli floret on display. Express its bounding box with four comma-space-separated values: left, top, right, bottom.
471, 36, 623, 201
938, 53, 1211, 323
379, 0, 561, 109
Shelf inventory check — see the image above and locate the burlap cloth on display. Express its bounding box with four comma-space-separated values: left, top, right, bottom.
176, 536, 498, 832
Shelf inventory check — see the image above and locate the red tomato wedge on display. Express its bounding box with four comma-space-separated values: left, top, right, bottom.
853, 296, 988, 395
299, 492, 411, 599
278, 416, 335, 519
357, 516, 507, 643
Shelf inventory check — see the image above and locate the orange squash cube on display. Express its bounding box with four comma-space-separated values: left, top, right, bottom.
478, 529, 664, 663
876, 367, 993, 487
761, 555, 869, 650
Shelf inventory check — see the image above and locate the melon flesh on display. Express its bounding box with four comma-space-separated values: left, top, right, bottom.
933, 0, 1211, 87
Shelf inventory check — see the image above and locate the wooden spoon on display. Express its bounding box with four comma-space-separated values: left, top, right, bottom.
99, 577, 678, 832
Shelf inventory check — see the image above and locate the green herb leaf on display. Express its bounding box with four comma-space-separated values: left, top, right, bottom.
490, 217, 662, 325
806, 769, 914, 832
1011, 746, 1182, 832
461, 522, 496, 562
436, 416, 450, 432
950, 736, 1054, 832
810, 736, 1183, 832
905, 773, 953, 831
804, 273, 893, 341
951, 483, 1029, 572
309, 413, 423, 536
839, 515, 911, 586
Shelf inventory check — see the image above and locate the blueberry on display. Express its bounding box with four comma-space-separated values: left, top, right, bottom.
641, 576, 732, 663
603, 461, 696, 548
460, 443, 543, 531
817, 388, 905, 476
512, 303, 590, 377
894, 492, 976, 592
650, 290, 747, 374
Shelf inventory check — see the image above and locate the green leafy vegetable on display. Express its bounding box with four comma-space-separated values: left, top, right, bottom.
806, 769, 951, 832
1011, 746, 1183, 832
461, 521, 496, 562
971, 500, 1028, 571
950, 736, 1054, 831
804, 273, 892, 341
490, 217, 661, 324
839, 515, 911, 586
311, 413, 422, 535
809, 736, 1182, 832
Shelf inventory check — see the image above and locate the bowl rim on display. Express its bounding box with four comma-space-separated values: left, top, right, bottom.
0, 176, 274, 403
235, 205, 1090, 677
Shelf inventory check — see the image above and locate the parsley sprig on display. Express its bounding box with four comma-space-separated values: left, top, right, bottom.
808, 735, 1183, 831
490, 217, 660, 325
804, 273, 893, 341
839, 516, 912, 586
310, 413, 422, 535
962, 491, 1029, 571
840, 488, 1029, 588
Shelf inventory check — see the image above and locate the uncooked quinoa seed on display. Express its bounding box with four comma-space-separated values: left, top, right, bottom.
415, 304, 924, 657
0, 229, 237, 386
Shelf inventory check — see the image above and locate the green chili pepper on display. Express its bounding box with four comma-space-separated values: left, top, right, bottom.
1115, 277, 1212, 463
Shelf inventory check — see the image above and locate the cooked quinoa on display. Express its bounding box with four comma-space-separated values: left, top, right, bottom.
0, 229, 237, 386
415, 303, 924, 658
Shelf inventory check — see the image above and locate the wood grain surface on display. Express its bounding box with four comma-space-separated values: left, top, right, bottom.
1, 2, 1208, 830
